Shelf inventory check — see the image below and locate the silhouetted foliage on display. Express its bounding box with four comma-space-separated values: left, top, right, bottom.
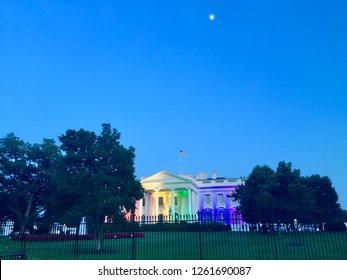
0, 134, 61, 235
50, 124, 143, 251
233, 161, 342, 224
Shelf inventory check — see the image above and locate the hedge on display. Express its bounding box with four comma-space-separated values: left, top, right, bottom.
324, 222, 347, 232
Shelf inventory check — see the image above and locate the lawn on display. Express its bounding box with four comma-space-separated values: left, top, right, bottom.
1, 231, 346, 260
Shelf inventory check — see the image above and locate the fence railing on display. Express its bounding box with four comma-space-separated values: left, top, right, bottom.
1, 215, 346, 260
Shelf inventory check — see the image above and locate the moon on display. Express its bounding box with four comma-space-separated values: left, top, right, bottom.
209, 14, 215, 21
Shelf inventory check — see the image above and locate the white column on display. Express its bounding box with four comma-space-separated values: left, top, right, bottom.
146, 193, 150, 216
171, 189, 175, 219
155, 189, 159, 217
192, 191, 196, 216
187, 188, 192, 216
150, 192, 154, 216
148, 192, 152, 216
139, 198, 143, 217
146, 192, 151, 217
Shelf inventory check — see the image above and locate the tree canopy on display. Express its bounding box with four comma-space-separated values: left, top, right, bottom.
233, 161, 342, 224
0, 133, 61, 234
0, 124, 143, 247
50, 123, 143, 250
305, 174, 341, 223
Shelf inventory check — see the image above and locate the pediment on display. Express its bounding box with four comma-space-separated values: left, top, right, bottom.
141, 170, 193, 186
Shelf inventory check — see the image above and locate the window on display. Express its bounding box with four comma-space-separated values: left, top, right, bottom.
219, 213, 225, 222
218, 194, 223, 204
205, 194, 211, 205
205, 213, 212, 222
174, 196, 177, 205
159, 197, 164, 206
142, 198, 145, 207
232, 213, 238, 224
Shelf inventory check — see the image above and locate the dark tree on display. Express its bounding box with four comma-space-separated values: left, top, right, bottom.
0, 134, 60, 234
305, 174, 341, 223
51, 124, 143, 251
272, 162, 315, 223
232, 165, 276, 222
233, 161, 319, 224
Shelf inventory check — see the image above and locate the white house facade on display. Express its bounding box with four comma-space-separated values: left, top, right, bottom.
134, 170, 246, 225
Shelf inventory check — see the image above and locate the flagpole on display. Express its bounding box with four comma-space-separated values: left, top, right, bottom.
179, 150, 186, 174
180, 152, 183, 174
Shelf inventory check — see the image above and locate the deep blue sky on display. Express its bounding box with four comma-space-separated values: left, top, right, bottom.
1, 1, 346, 209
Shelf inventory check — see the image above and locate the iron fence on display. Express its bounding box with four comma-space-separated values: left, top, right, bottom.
1, 214, 346, 260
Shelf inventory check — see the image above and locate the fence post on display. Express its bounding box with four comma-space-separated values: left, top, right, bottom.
131, 212, 136, 260
273, 221, 279, 260
197, 211, 203, 260
73, 221, 80, 260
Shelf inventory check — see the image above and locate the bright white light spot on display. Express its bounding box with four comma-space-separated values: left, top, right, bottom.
209, 14, 215, 21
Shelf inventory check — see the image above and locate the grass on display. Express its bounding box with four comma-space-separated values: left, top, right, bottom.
1, 231, 346, 260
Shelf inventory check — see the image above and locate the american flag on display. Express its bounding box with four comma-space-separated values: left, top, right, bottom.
180, 150, 187, 156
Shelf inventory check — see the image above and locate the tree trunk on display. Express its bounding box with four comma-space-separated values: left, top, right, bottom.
93, 218, 104, 252
20, 195, 33, 235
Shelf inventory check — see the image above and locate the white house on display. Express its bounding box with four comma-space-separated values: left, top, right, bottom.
134, 170, 246, 225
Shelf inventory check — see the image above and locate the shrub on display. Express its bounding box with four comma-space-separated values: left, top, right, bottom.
200, 222, 230, 232
11, 232, 144, 241
104, 232, 144, 239
186, 222, 201, 232
102, 222, 140, 233
11, 234, 93, 241
324, 221, 347, 232
139, 222, 183, 232
34, 224, 51, 235
137, 221, 230, 232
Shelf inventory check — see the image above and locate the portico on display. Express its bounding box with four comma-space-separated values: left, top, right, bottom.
136, 171, 199, 218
